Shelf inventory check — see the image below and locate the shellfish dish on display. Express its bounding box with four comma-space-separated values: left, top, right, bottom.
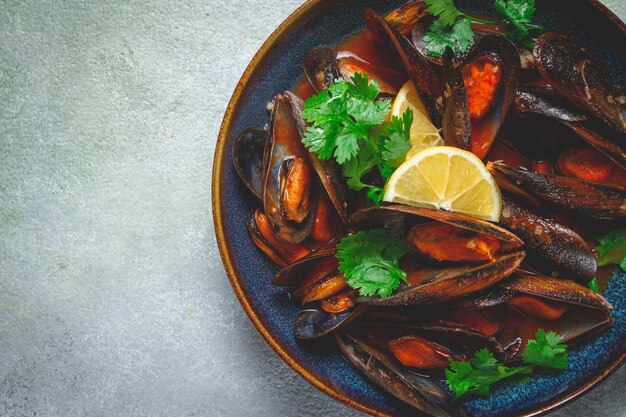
230, 0, 626, 415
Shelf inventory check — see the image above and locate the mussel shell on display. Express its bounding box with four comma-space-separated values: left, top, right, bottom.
233, 128, 268, 200
263, 93, 318, 243
364, 7, 442, 126
303, 46, 340, 93
512, 86, 589, 122
247, 208, 312, 268
489, 162, 626, 220
352, 319, 507, 360
464, 36, 521, 159
294, 305, 365, 339
272, 246, 336, 288
335, 332, 468, 417
359, 251, 525, 306
384, 0, 429, 36
450, 272, 612, 351
533, 32, 626, 133
284, 91, 349, 222
510, 88, 626, 169
349, 205, 524, 250
562, 120, 626, 170
502, 272, 613, 312
441, 48, 471, 150
499, 196, 597, 283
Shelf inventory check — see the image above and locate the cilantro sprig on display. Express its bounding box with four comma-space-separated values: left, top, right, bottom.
424, 0, 542, 57
446, 329, 568, 401
336, 229, 409, 298
302, 74, 412, 204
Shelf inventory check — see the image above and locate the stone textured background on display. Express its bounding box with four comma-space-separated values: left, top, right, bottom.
1, 1, 624, 416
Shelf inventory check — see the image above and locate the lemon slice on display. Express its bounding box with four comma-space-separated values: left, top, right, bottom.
383, 146, 502, 221
390, 80, 443, 156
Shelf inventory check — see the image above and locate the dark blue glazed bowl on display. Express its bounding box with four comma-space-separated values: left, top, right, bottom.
213, 1, 626, 415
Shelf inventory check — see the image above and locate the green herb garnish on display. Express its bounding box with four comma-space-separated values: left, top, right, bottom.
596, 229, 626, 271
302, 74, 412, 204
446, 329, 568, 401
424, 0, 541, 56
522, 329, 569, 370
335, 229, 409, 298
587, 275, 600, 293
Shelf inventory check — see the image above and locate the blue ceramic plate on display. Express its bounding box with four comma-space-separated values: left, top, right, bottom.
213, 1, 626, 415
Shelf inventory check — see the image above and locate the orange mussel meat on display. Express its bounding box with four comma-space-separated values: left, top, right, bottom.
408, 222, 502, 262
388, 335, 461, 368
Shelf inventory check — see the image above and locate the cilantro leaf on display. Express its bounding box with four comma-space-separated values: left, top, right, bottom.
381, 109, 413, 170
587, 275, 600, 293
596, 229, 626, 271
523, 329, 568, 370
424, 18, 474, 57
446, 349, 532, 400
426, 0, 464, 27
494, 0, 542, 41
336, 230, 408, 298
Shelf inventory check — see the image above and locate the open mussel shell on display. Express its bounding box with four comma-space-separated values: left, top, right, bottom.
463, 35, 521, 159
489, 162, 626, 220
359, 251, 525, 307
441, 48, 471, 150
510, 88, 626, 169
335, 331, 468, 417
272, 246, 336, 288
247, 208, 312, 268
351, 319, 507, 361
503, 273, 613, 312
263, 93, 319, 243
303, 46, 340, 93
283, 91, 349, 223
533, 32, 626, 134
562, 120, 626, 170
451, 272, 613, 354
295, 305, 366, 339
303, 47, 403, 95
384, 0, 429, 36
349, 205, 524, 250
499, 196, 597, 283
233, 128, 268, 200
512, 86, 589, 122
364, 7, 442, 126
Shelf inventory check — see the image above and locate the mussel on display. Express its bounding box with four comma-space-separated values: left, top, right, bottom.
262, 93, 318, 243
498, 196, 597, 283
489, 161, 626, 220
233, 128, 268, 200
272, 247, 364, 339
441, 35, 521, 158
303, 46, 404, 95
364, 7, 442, 126
350, 206, 525, 308
336, 330, 469, 417
533, 32, 626, 134
450, 272, 613, 358
511, 87, 626, 170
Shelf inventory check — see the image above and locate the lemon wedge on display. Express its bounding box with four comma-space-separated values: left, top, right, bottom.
390, 80, 443, 156
383, 146, 502, 221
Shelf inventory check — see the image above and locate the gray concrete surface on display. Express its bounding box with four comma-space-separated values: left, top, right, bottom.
1, 1, 625, 416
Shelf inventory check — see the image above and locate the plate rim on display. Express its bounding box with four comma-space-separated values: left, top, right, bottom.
212, 1, 626, 415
